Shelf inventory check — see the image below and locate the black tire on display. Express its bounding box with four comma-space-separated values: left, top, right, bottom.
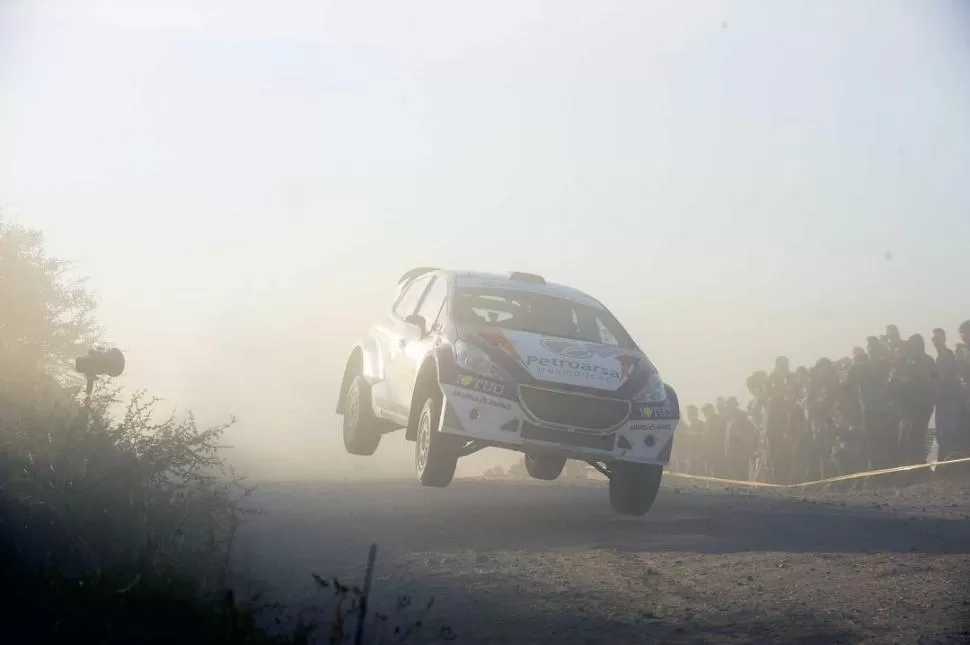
609, 462, 663, 516
524, 454, 566, 481
342, 376, 382, 456
415, 394, 460, 487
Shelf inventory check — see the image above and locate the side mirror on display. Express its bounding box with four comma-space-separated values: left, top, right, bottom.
404, 314, 427, 337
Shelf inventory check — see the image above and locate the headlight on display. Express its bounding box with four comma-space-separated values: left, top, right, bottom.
455, 340, 510, 381
632, 372, 666, 403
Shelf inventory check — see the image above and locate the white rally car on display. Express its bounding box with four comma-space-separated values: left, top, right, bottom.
336, 268, 680, 515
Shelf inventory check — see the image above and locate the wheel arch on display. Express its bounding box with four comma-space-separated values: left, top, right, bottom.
335, 347, 364, 415
664, 382, 681, 420
336, 336, 386, 415
657, 382, 681, 464
406, 353, 444, 441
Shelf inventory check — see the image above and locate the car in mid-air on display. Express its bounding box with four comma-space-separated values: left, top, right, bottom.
336, 268, 680, 515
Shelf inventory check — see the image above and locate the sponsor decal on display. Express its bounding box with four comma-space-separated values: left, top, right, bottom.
635, 406, 675, 419
525, 355, 621, 384
539, 338, 619, 360
616, 354, 640, 379
629, 422, 674, 432
452, 388, 512, 410
479, 330, 522, 364
457, 374, 506, 396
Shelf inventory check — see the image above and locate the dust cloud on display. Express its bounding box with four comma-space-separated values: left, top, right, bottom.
134, 280, 518, 484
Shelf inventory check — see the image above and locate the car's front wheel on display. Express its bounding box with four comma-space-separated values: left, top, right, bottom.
609, 462, 663, 516
342, 376, 382, 456
415, 394, 460, 487
524, 454, 566, 480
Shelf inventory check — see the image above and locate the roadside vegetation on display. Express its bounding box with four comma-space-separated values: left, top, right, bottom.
0, 217, 444, 643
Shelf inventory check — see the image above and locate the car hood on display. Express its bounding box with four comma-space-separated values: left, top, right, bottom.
475, 328, 645, 392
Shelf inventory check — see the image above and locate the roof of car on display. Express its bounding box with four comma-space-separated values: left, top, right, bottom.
446, 270, 605, 309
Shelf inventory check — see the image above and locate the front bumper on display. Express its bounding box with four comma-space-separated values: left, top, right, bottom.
438, 381, 677, 464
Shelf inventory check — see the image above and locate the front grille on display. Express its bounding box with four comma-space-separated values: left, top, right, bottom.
521, 422, 615, 450
518, 385, 630, 430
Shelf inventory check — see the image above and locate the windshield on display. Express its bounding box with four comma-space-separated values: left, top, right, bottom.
453, 287, 637, 350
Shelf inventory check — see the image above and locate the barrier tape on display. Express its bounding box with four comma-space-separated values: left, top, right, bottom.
664, 455, 970, 489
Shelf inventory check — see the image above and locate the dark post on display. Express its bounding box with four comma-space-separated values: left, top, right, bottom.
75, 347, 126, 425
355, 542, 378, 645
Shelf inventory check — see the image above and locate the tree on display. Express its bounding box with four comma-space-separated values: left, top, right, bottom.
0, 216, 100, 380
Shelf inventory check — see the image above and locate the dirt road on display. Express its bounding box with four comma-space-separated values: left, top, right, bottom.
233, 476, 970, 644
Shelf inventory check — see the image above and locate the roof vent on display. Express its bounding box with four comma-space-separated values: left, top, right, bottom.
509, 271, 546, 286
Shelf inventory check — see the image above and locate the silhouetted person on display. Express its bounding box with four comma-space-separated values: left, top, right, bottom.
745, 371, 772, 480
746, 371, 769, 428
724, 396, 756, 480
681, 405, 706, 475
804, 358, 839, 480
702, 403, 727, 477
764, 357, 799, 483
889, 334, 936, 466
886, 324, 904, 358
767, 356, 791, 398
715, 396, 728, 418
792, 366, 810, 406
932, 329, 966, 459
839, 348, 866, 433
958, 320, 970, 388
856, 337, 896, 469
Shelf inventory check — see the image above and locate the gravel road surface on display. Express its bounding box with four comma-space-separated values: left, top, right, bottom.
233, 475, 970, 644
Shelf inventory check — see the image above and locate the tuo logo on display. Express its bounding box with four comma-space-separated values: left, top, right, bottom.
637, 406, 673, 419
457, 374, 506, 396
539, 338, 618, 360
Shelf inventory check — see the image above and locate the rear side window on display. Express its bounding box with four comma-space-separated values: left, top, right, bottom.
415, 276, 448, 328
393, 276, 432, 318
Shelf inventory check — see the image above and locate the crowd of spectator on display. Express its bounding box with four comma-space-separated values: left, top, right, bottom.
671, 320, 970, 484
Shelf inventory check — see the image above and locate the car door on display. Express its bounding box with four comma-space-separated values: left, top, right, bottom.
380, 275, 434, 419
395, 275, 449, 409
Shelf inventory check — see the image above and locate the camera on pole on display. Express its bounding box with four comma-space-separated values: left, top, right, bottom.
75, 347, 126, 378
75, 347, 126, 410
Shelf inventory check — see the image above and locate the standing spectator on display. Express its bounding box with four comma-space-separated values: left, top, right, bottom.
767, 356, 791, 395
746, 371, 772, 481
807, 358, 839, 479
958, 320, 970, 385
746, 371, 769, 429
724, 396, 757, 480
855, 337, 897, 469
715, 396, 728, 418
932, 328, 966, 459
681, 405, 706, 475
839, 349, 866, 432
702, 403, 727, 478
764, 357, 800, 483
886, 324, 905, 358
889, 334, 936, 466
956, 320, 970, 451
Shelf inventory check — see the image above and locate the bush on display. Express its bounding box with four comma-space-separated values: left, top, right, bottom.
0, 216, 269, 641
0, 217, 447, 643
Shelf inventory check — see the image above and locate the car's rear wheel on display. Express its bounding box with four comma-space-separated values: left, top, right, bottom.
415, 393, 460, 487
609, 462, 663, 516
342, 376, 382, 456
524, 454, 566, 481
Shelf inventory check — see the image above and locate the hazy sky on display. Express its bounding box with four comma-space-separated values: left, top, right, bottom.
2, 0, 969, 474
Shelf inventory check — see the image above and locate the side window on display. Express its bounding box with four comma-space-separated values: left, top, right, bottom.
415, 277, 448, 329
393, 276, 432, 318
